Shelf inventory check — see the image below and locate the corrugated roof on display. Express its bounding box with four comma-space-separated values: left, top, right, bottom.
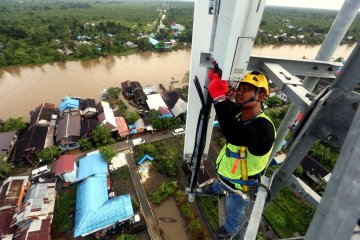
74, 174, 134, 237
0, 131, 16, 152
14, 125, 48, 161
171, 98, 187, 117
29, 103, 55, 126
78, 152, 108, 180
115, 117, 129, 138
59, 97, 80, 112
54, 155, 75, 175
146, 93, 168, 110
55, 114, 81, 144
0, 208, 16, 236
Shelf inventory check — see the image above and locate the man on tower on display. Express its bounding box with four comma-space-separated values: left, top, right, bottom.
205, 65, 276, 239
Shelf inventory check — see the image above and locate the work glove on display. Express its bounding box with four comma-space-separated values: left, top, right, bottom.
208, 71, 228, 100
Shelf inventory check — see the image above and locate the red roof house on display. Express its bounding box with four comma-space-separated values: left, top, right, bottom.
54, 155, 78, 183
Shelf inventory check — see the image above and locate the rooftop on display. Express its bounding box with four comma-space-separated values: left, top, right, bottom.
78, 152, 108, 180
54, 155, 76, 176
74, 174, 134, 237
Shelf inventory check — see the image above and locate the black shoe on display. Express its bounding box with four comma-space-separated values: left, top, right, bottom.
201, 185, 216, 195
215, 226, 233, 239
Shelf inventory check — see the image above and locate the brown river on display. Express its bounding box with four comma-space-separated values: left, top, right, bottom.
0, 44, 356, 120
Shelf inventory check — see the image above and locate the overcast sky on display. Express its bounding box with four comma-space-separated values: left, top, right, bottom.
265, 0, 346, 10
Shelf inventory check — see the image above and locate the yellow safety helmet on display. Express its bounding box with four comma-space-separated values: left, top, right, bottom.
240, 71, 269, 97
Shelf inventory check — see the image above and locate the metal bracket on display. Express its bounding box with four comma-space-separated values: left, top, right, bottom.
249, 55, 340, 79
208, 0, 221, 15
262, 62, 313, 111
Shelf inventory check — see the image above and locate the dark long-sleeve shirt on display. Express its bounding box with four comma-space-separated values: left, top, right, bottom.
214, 100, 275, 156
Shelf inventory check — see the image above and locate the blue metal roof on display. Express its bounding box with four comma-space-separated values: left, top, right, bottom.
74, 174, 134, 237
59, 97, 80, 111
78, 152, 108, 180
138, 154, 154, 165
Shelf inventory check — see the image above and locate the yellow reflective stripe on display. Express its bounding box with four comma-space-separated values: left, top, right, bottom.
239, 146, 249, 192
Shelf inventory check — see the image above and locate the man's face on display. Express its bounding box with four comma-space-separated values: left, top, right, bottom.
235, 83, 257, 105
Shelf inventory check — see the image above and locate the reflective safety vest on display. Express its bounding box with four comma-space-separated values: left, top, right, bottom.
215, 112, 275, 190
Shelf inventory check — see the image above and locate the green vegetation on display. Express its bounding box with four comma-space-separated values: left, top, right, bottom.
197, 196, 219, 231
0, 1, 194, 67
117, 234, 137, 240
174, 189, 207, 239
0, 159, 12, 180
0, 117, 28, 132
105, 87, 121, 101
99, 146, 116, 163
257, 7, 360, 45
126, 112, 140, 124
264, 187, 315, 238
78, 137, 93, 151
310, 140, 339, 171
264, 96, 284, 108
37, 145, 61, 163
136, 137, 183, 177
147, 109, 181, 130
264, 105, 289, 129
52, 185, 76, 238
91, 125, 115, 147
150, 181, 177, 204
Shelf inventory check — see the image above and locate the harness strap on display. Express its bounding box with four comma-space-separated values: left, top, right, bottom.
219, 174, 259, 186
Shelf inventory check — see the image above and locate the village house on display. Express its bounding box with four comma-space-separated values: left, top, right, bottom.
115, 117, 129, 138
59, 97, 81, 115
121, 80, 142, 99
0, 176, 30, 239
97, 101, 117, 132
29, 103, 57, 126
55, 114, 81, 151
74, 152, 134, 237
11, 180, 57, 240
300, 155, 331, 184
0, 131, 17, 161
81, 98, 97, 119
54, 155, 78, 183
14, 124, 52, 164
146, 93, 173, 118
133, 89, 148, 106
161, 90, 187, 118
81, 118, 98, 138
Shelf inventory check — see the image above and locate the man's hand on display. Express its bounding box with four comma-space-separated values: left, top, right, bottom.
208, 72, 228, 100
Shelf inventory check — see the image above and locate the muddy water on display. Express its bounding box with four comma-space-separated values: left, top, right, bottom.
0, 44, 356, 119
153, 198, 190, 240
0, 50, 191, 119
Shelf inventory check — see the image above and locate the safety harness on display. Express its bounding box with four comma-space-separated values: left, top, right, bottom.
217, 146, 264, 199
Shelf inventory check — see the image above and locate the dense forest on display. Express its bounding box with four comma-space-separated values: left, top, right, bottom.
0, 1, 359, 67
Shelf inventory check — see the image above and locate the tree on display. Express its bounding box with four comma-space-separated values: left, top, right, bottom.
37, 146, 61, 163
0, 117, 28, 132
147, 109, 160, 120
126, 112, 140, 124
99, 146, 116, 163
79, 138, 93, 151
106, 87, 121, 101
91, 125, 115, 147
265, 96, 283, 108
